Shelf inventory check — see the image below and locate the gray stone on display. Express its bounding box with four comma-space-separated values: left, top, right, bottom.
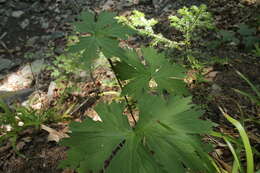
0, 88, 34, 105
20, 59, 45, 77
0, 58, 13, 71
26, 36, 39, 47
12, 2, 29, 10
51, 31, 64, 39
210, 84, 222, 95
0, 9, 5, 14
47, 81, 57, 98
31, 59, 45, 74
11, 11, 24, 18
0, 59, 45, 91
54, 8, 60, 13
41, 35, 51, 41
54, 47, 64, 54
20, 19, 30, 29
61, 14, 68, 19
55, 16, 61, 21
0, 0, 6, 3
41, 22, 49, 29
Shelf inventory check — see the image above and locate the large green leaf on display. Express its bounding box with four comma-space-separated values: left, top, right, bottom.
114, 47, 188, 98
237, 24, 256, 36
136, 94, 215, 172
60, 95, 215, 173
68, 11, 135, 65
106, 133, 166, 173
59, 102, 132, 172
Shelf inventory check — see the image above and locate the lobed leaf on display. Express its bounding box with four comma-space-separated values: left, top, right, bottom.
114, 47, 189, 98
60, 95, 215, 173
59, 102, 132, 172
69, 11, 135, 65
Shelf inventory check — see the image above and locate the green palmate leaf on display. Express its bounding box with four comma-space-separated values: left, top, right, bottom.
68, 11, 135, 65
59, 102, 133, 172
135, 95, 215, 173
106, 133, 166, 173
237, 24, 256, 36
219, 30, 238, 43
60, 95, 215, 173
242, 36, 259, 49
114, 47, 188, 98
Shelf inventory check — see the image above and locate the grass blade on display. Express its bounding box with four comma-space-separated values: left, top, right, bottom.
0, 99, 11, 115
224, 137, 243, 173
232, 160, 239, 173
233, 88, 260, 106
219, 107, 254, 173
235, 70, 260, 98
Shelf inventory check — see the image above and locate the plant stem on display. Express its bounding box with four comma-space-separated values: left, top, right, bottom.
107, 58, 137, 126
29, 62, 40, 92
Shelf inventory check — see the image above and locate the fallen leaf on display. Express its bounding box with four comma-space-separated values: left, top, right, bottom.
102, 0, 115, 11
41, 124, 69, 142
205, 71, 219, 82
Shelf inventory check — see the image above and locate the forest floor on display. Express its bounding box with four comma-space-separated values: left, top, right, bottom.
0, 0, 259, 173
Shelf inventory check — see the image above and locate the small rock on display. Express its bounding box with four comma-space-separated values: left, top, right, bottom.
78, 71, 89, 78
0, 0, 6, 3
61, 14, 68, 19
41, 35, 51, 41
19, 65, 33, 78
211, 84, 222, 95
118, 0, 133, 8
30, 59, 45, 74
11, 11, 24, 18
0, 60, 45, 91
47, 81, 57, 98
12, 2, 28, 10
50, 31, 64, 39
20, 19, 30, 29
54, 47, 64, 54
48, 5, 55, 10
15, 47, 21, 51
31, 102, 43, 110
26, 36, 39, 47
0, 58, 13, 71
54, 8, 60, 13
0, 74, 4, 80
55, 16, 61, 21
0, 9, 5, 14
102, 0, 115, 10
21, 100, 30, 107
0, 88, 34, 105
16, 141, 26, 151
41, 22, 49, 29
205, 71, 219, 82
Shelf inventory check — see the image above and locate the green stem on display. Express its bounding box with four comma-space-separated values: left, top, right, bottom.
107, 58, 137, 126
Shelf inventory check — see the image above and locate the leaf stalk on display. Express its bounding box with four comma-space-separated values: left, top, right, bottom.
107, 58, 137, 126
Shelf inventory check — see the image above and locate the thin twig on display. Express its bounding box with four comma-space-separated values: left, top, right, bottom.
29, 62, 40, 92
89, 67, 100, 95
107, 58, 137, 126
